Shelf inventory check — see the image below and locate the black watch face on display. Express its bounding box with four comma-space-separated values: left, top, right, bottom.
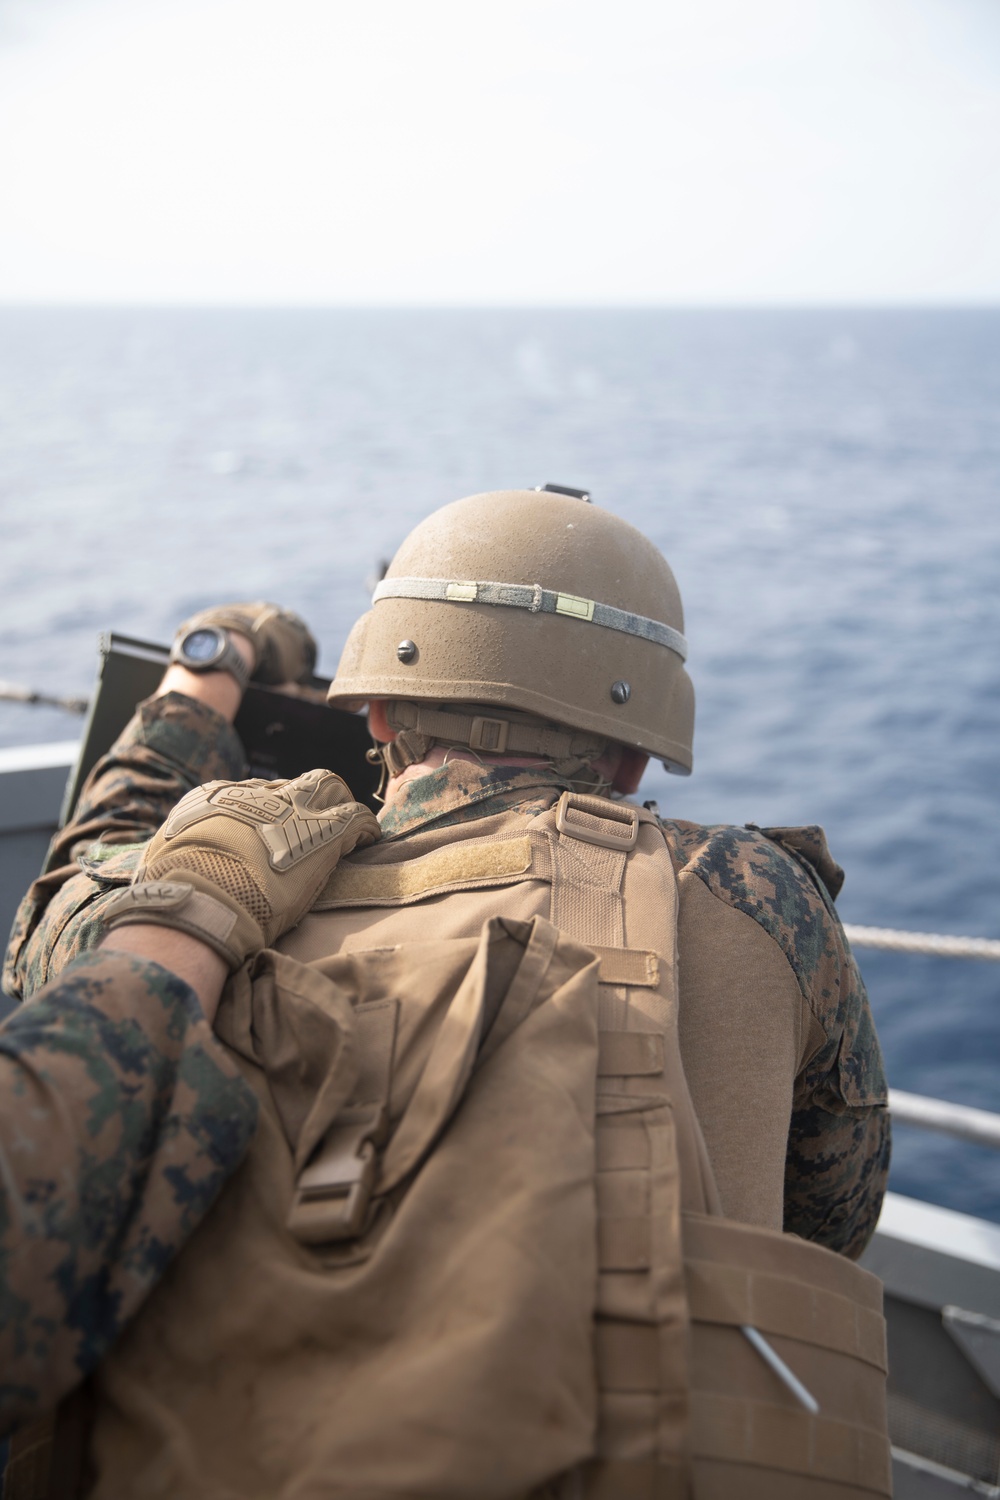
183, 628, 224, 664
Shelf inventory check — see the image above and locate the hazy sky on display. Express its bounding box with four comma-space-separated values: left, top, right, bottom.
1, 0, 998, 304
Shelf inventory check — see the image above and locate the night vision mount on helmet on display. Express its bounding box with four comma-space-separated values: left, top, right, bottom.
328, 488, 695, 774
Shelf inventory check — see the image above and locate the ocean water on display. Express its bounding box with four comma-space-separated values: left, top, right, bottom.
1, 305, 998, 1220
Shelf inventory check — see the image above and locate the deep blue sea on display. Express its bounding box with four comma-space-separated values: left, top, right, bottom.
1, 306, 998, 1220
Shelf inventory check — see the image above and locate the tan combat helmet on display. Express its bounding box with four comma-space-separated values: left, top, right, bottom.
328, 487, 695, 774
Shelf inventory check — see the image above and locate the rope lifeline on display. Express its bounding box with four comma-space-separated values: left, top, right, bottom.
843, 924, 1000, 962
0, 681, 89, 714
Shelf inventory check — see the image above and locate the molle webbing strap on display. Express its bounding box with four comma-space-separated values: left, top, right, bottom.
385, 700, 608, 763
576, 1458, 690, 1500
3, 1416, 55, 1500
548, 798, 634, 1019
2, 1386, 91, 1500
692, 1396, 892, 1492
589, 1099, 689, 1487
598, 1033, 664, 1075
592, 946, 660, 988
685, 1262, 887, 1370
373, 576, 690, 661
547, 791, 692, 1497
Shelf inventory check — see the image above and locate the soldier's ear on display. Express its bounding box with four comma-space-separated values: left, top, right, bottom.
367, 701, 395, 743
612, 748, 648, 795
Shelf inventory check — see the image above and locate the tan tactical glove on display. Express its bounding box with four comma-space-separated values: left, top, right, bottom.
177, 601, 317, 684
104, 770, 380, 969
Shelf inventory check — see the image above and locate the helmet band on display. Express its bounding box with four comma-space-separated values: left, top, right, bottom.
372, 577, 688, 662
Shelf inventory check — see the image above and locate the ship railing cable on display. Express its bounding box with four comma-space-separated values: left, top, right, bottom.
844, 925, 1000, 1148
0, 682, 88, 714
888, 1090, 1000, 1151
845, 924, 1000, 1146
843, 924, 1000, 962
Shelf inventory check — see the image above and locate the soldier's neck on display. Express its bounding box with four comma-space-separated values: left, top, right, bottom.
381, 746, 549, 810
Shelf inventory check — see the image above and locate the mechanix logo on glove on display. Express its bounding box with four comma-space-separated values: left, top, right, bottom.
164, 771, 373, 871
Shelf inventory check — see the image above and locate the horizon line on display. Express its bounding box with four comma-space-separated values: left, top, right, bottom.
1, 297, 999, 313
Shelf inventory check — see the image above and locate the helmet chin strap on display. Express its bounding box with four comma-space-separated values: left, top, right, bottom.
365, 729, 431, 802
379, 728, 436, 778
366, 702, 613, 791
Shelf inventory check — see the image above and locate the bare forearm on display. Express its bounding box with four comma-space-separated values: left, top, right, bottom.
155, 631, 254, 723
101, 926, 228, 1025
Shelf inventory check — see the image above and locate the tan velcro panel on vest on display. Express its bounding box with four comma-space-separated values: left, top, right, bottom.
314, 834, 535, 906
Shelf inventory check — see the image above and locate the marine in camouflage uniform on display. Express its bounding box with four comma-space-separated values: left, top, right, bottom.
0, 499, 894, 1496
4, 693, 247, 999
4, 685, 889, 1260
1, 698, 378, 1454
0, 943, 258, 1433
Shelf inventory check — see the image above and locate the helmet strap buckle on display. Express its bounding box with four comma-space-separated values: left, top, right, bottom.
468, 716, 510, 755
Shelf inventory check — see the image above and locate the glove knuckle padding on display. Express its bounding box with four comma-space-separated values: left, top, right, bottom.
120, 770, 381, 967
162, 773, 367, 873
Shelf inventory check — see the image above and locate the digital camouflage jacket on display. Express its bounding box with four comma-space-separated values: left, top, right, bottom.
0, 948, 258, 1434
3, 691, 889, 1261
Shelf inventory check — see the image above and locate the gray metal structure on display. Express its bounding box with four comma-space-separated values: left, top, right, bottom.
2, 741, 999, 1495
0, 739, 78, 1020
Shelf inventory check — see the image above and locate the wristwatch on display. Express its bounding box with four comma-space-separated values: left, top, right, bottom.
169, 625, 252, 691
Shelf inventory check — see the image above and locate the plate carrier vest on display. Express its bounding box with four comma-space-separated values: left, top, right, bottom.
6, 794, 891, 1500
